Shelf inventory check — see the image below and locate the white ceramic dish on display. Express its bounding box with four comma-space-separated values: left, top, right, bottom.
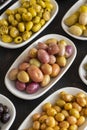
0, 0, 58, 49
79, 55, 87, 85
0, 0, 11, 10
61, 0, 87, 40
5, 34, 77, 100
0, 94, 16, 130
18, 87, 87, 130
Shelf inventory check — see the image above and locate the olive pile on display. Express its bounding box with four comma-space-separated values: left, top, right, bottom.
25, 91, 87, 130
0, 103, 10, 125
0, 0, 53, 44
84, 63, 87, 80
64, 4, 87, 37
8, 38, 73, 94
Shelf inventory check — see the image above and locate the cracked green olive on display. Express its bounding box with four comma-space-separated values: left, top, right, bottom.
1, 35, 13, 43
10, 27, 19, 38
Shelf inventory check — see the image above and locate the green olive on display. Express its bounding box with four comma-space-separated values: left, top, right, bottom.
22, 31, 32, 41
5, 9, 14, 15
69, 108, 80, 119
14, 36, 23, 44
17, 7, 27, 14
1, 35, 13, 43
29, 0, 36, 6
43, 11, 51, 21
15, 13, 21, 22
40, 19, 45, 26
0, 19, 8, 26
38, 0, 46, 8
25, 21, 33, 31
33, 16, 40, 24
22, 12, 32, 21
33, 4, 42, 13
28, 7, 37, 17
8, 15, 14, 23
69, 25, 83, 36
32, 23, 41, 32
18, 22, 25, 32
29, 58, 41, 67
11, 20, 18, 26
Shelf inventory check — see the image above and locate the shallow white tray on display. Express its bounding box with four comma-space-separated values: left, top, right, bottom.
0, 94, 16, 130
0, 0, 58, 49
61, 0, 87, 40
0, 0, 11, 10
18, 87, 87, 130
5, 34, 77, 100
79, 55, 87, 85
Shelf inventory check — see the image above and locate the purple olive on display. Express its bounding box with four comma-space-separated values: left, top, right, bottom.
15, 80, 26, 91
65, 45, 73, 58
26, 82, 40, 94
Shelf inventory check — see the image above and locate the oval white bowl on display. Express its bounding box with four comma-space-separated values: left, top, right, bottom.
79, 55, 87, 85
0, 0, 58, 49
0, 94, 16, 130
18, 87, 87, 130
5, 34, 77, 100
61, 0, 87, 40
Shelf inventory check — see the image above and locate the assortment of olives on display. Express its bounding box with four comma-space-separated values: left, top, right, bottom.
8, 38, 73, 94
0, 0, 53, 44
84, 63, 87, 80
64, 4, 87, 37
25, 91, 87, 130
0, 103, 10, 125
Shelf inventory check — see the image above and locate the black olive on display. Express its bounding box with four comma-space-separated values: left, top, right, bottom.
1, 113, 10, 123
3, 105, 9, 113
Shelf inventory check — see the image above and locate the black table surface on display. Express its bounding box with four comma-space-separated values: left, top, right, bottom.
0, 0, 87, 130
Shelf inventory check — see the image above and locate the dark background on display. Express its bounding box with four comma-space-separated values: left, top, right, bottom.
0, 0, 87, 130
